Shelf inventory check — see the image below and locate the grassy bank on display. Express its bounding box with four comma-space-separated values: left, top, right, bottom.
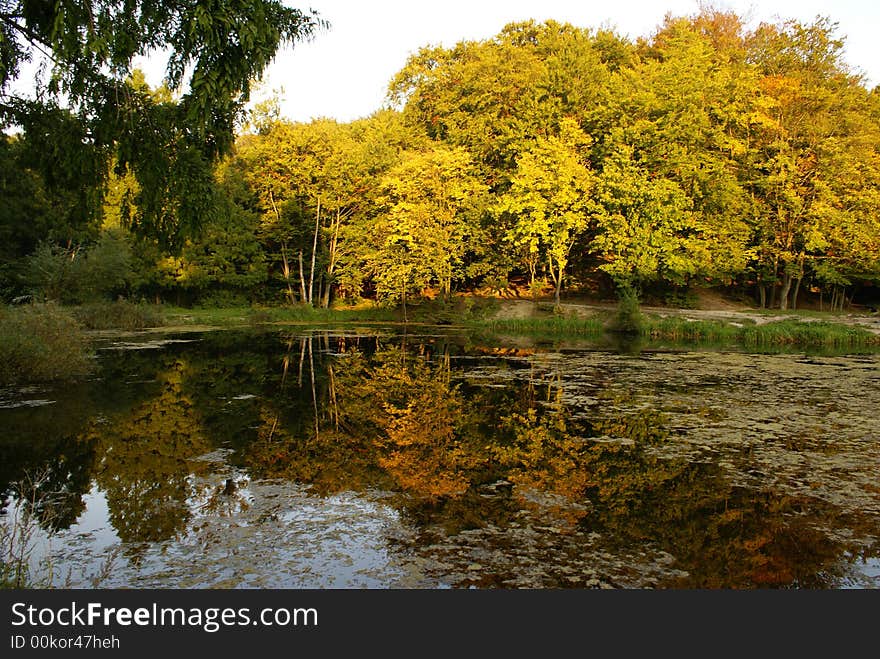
3, 300, 877, 389
476, 312, 880, 348
160, 303, 400, 327
643, 316, 880, 347
160, 297, 501, 327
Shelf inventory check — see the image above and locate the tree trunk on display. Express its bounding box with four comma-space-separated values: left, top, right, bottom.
554, 267, 562, 309
308, 197, 320, 305
779, 272, 792, 310
298, 250, 307, 302
529, 260, 537, 302
322, 208, 341, 309
831, 286, 840, 312
791, 277, 802, 310
547, 254, 562, 309
322, 276, 331, 309
280, 240, 295, 305
758, 284, 766, 309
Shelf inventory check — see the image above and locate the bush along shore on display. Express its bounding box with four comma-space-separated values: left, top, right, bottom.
0, 304, 93, 386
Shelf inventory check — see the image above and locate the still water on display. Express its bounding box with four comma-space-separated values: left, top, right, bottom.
2, 328, 879, 588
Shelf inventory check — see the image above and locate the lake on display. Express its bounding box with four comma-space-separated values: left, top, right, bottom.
2, 327, 879, 588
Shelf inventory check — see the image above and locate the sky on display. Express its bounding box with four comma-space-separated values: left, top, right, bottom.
186, 0, 880, 124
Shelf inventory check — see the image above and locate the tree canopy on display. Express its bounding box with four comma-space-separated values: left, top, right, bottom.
3, 6, 880, 311
1, 0, 323, 247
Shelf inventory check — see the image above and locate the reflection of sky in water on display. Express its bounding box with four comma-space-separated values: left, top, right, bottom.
36, 471, 443, 589
17, 486, 121, 587
3, 486, 113, 586
22, 470, 880, 590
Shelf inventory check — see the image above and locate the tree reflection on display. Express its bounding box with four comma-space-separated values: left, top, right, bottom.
0, 385, 97, 531
356, 348, 481, 498
4, 329, 876, 588
239, 341, 484, 500
82, 360, 213, 544
493, 380, 678, 527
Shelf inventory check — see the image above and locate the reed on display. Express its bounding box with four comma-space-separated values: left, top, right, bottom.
471, 313, 880, 348
736, 320, 880, 346
479, 315, 606, 337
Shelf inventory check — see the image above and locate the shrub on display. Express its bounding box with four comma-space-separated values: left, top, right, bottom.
663, 288, 699, 309
195, 289, 252, 309
608, 287, 644, 334
71, 300, 165, 330
0, 304, 92, 385
20, 231, 135, 304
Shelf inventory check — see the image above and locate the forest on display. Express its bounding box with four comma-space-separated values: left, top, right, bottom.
2, 6, 880, 313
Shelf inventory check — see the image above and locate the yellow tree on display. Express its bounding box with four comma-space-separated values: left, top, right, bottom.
744, 17, 880, 308
370, 147, 488, 310
496, 118, 597, 306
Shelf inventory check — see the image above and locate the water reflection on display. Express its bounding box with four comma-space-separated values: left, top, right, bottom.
1, 329, 878, 588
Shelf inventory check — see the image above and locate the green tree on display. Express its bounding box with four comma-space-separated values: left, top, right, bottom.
230, 114, 416, 307
0, 124, 102, 260
592, 141, 708, 289
157, 198, 267, 304
603, 12, 758, 290
20, 229, 135, 303
1, 0, 323, 248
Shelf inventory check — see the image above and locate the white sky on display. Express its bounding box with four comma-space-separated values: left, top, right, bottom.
209, 0, 880, 124
6, 2, 878, 126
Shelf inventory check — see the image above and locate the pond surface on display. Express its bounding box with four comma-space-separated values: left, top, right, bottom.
1, 328, 879, 588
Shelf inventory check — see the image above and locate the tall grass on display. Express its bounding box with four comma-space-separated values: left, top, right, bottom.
735, 320, 880, 347
251, 304, 399, 324
0, 304, 93, 386
473, 313, 880, 348
163, 303, 411, 327
1, 471, 118, 589
479, 315, 606, 337
0, 470, 68, 589
644, 317, 738, 342
643, 316, 879, 346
